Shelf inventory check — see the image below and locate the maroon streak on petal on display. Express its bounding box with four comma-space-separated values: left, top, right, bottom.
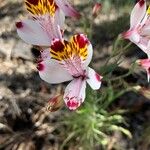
76, 34, 88, 48
16, 22, 23, 28
26, 0, 39, 5
139, 0, 145, 7
51, 40, 64, 52
48, 0, 53, 5
37, 63, 44, 71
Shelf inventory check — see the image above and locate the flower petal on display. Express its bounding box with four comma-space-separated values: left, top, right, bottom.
38, 59, 73, 84
137, 37, 149, 54
86, 67, 102, 90
130, 0, 146, 28
50, 34, 90, 76
41, 48, 51, 60
137, 58, 150, 82
83, 43, 93, 68
16, 19, 50, 46
122, 28, 140, 44
55, 0, 80, 18
42, 15, 63, 40
129, 31, 140, 43
64, 78, 86, 110
55, 8, 65, 29
146, 41, 150, 58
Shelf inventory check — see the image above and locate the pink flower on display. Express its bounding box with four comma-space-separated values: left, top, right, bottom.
137, 58, 150, 82
122, 0, 150, 57
37, 34, 102, 110
16, 0, 80, 46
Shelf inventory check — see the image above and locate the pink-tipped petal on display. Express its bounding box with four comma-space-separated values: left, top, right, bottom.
55, 0, 80, 18
38, 59, 73, 84
130, 0, 146, 28
16, 19, 50, 46
64, 78, 86, 110
86, 67, 102, 90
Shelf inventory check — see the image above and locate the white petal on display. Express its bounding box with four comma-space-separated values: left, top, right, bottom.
64, 78, 86, 110
141, 26, 150, 36
86, 67, 102, 90
16, 19, 50, 46
44, 15, 63, 40
135, 37, 150, 55
129, 31, 140, 43
38, 59, 73, 84
55, 0, 80, 18
83, 43, 93, 68
130, 0, 146, 28
55, 9, 65, 29
146, 41, 150, 58
41, 48, 51, 60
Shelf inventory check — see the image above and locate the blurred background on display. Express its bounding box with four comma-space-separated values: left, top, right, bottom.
0, 0, 150, 149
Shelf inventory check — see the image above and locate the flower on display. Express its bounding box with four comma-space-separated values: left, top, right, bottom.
16, 0, 80, 46
137, 58, 150, 82
122, 0, 150, 57
25, 0, 80, 18
37, 34, 102, 110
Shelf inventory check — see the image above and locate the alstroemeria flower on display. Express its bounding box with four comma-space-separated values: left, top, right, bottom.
37, 34, 102, 110
16, 0, 80, 46
137, 58, 150, 82
25, 0, 80, 18
122, 0, 150, 57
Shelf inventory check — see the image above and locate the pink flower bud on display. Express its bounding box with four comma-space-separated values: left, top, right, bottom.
92, 3, 102, 17
46, 95, 64, 112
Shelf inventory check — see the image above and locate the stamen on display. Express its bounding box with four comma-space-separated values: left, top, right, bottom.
25, 0, 57, 16
50, 34, 88, 62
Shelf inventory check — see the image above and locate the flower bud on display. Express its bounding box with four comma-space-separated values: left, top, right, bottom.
92, 3, 102, 17
46, 95, 64, 112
